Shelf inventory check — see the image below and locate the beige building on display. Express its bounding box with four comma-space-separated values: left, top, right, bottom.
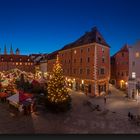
128, 41, 140, 100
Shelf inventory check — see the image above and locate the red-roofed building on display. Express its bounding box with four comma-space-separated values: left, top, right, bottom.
0, 47, 35, 73
110, 44, 129, 89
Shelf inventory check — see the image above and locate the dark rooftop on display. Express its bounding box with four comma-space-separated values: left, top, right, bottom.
61, 27, 110, 51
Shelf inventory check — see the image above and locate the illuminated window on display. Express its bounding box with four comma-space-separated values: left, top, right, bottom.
28, 59, 30, 61
136, 52, 140, 58
25, 63, 27, 65
16, 62, 18, 65
20, 62, 22, 65
20, 58, 22, 61
102, 47, 105, 53
132, 72, 136, 79
74, 50, 77, 54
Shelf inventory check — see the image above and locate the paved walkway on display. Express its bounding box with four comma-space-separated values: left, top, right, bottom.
89, 85, 140, 117
1, 87, 140, 134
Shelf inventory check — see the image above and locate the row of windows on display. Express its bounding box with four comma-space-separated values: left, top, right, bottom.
0, 62, 33, 66
116, 62, 128, 65
63, 68, 105, 75
0, 58, 31, 62
61, 56, 105, 64
117, 71, 128, 77
61, 47, 105, 57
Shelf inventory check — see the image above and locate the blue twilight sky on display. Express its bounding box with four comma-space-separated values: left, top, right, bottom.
0, 0, 140, 56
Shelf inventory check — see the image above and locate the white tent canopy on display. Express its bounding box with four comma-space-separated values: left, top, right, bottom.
7, 94, 19, 107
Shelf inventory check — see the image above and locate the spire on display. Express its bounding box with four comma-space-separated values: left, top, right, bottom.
16, 48, 20, 55
10, 44, 14, 55
4, 44, 7, 55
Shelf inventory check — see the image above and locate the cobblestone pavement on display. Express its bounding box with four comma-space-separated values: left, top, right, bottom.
1, 86, 140, 134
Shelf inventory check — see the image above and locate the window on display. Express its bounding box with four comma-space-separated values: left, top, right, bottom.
132, 61, 135, 66
98, 37, 101, 42
121, 72, 124, 77
80, 58, 82, 63
81, 49, 83, 53
80, 69, 83, 74
102, 47, 105, 53
69, 60, 70, 63
118, 72, 120, 76
87, 48, 90, 52
87, 57, 90, 63
74, 59, 76, 63
132, 72, 136, 79
87, 69, 90, 75
16, 62, 18, 66
102, 57, 105, 63
20, 62, 22, 65
73, 69, 76, 74
100, 68, 105, 75
122, 53, 124, 57
136, 52, 140, 58
74, 50, 77, 54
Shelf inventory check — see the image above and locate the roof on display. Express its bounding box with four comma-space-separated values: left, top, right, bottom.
61, 27, 110, 51
111, 44, 129, 58
47, 50, 59, 60
0, 54, 33, 62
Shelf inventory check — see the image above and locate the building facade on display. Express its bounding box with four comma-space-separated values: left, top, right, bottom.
110, 44, 129, 89
128, 41, 140, 99
0, 46, 35, 73
57, 27, 110, 96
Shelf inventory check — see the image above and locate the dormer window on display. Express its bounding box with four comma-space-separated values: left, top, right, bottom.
98, 37, 101, 42
20, 58, 22, 61
28, 59, 30, 61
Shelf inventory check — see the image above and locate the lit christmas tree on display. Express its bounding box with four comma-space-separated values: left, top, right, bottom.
46, 56, 71, 112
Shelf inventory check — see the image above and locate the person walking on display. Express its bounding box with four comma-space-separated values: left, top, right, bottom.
104, 96, 107, 104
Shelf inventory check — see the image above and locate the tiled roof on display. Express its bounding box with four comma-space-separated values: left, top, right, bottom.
111, 44, 129, 57
0, 54, 33, 62
61, 27, 110, 51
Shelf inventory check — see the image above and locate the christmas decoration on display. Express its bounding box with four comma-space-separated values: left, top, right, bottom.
46, 56, 71, 112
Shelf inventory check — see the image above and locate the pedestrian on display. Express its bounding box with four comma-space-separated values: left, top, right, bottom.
108, 90, 111, 97
130, 114, 133, 120
128, 112, 131, 120
104, 96, 107, 104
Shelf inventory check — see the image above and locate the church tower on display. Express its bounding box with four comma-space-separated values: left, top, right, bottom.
10, 44, 14, 55
16, 48, 20, 55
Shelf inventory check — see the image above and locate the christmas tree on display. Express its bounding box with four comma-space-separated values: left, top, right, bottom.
46, 56, 71, 112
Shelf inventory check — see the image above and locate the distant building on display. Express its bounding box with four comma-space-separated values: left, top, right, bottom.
29, 53, 48, 78
110, 44, 129, 89
128, 41, 140, 99
0, 46, 35, 73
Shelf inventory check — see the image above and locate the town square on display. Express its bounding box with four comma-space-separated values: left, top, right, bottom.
0, 0, 140, 134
